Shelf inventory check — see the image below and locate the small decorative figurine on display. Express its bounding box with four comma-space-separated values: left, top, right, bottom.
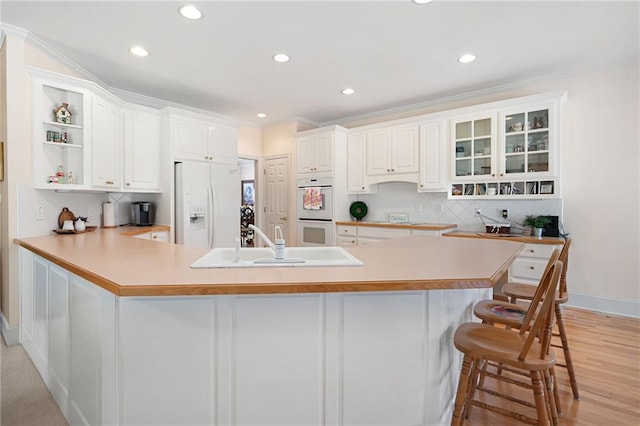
54, 103, 72, 124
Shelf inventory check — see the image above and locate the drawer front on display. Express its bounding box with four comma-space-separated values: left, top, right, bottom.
337, 225, 357, 237
510, 258, 549, 282
357, 227, 411, 239
520, 243, 557, 259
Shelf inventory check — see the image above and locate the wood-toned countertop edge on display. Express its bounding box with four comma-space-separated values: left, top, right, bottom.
444, 231, 565, 245
117, 279, 497, 297
335, 221, 457, 231
117, 225, 170, 237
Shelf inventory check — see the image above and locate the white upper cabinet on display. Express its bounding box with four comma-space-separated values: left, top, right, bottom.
418, 120, 448, 192
450, 112, 498, 182
297, 133, 333, 175
171, 112, 238, 163
92, 95, 122, 189
346, 132, 374, 194
366, 124, 419, 181
123, 107, 161, 191
448, 92, 564, 198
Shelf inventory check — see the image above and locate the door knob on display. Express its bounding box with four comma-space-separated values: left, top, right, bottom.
280, 216, 288, 221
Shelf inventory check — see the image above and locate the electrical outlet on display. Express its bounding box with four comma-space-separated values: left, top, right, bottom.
475, 208, 481, 215
501, 209, 509, 219
36, 205, 44, 221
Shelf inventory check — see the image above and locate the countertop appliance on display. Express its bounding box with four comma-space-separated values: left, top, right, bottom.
175, 161, 240, 249
132, 202, 154, 226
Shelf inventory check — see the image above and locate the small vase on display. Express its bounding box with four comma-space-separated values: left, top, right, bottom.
532, 227, 543, 237
74, 220, 86, 232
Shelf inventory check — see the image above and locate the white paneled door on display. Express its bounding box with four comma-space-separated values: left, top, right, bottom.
263, 155, 290, 244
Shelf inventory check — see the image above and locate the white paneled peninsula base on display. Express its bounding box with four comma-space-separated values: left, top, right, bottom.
16, 230, 522, 426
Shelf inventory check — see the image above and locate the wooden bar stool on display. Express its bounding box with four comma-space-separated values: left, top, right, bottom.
502, 238, 579, 400
451, 260, 563, 426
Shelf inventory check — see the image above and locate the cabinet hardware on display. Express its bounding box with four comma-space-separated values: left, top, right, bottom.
126, 182, 130, 186
279, 216, 288, 221
106, 180, 114, 185
529, 266, 535, 270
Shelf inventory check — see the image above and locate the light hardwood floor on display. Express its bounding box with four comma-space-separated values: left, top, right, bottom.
463, 306, 640, 425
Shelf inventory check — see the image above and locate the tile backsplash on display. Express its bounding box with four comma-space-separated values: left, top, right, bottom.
351, 182, 563, 233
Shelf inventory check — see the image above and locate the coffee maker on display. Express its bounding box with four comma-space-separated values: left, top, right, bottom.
132, 202, 154, 226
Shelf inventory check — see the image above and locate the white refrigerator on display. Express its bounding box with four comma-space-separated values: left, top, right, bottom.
175, 161, 240, 248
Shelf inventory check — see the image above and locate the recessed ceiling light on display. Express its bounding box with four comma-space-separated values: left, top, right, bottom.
458, 53, 476, 64
179, 5, 202, 20
341, 88, 355, 95
412, 0, 433, 4
130, 46, 150, 57
257, 113, 267, 118
272, 53, 290, 63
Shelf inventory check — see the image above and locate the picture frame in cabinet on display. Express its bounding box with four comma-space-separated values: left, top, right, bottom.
242, 180, 255, 205
540, 181, 554, 194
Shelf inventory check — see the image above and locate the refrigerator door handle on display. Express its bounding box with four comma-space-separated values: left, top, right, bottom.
208, 183, 215, 248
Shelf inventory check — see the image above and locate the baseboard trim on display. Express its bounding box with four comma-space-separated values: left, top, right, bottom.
1, 312, 20, 346
567, 292, 640, 318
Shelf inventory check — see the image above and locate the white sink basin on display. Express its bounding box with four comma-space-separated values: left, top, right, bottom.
190, 246, 363, 268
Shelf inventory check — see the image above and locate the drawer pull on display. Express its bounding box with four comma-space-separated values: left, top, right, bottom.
529, 266, 535, 270
528, 249, 535, 253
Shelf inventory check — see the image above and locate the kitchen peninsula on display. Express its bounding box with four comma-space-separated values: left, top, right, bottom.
16, 230, 522, 426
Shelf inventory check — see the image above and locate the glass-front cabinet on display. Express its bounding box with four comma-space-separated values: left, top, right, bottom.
502, 108, 551, 177
449, 93, 563, 198
452, 113, 497, 180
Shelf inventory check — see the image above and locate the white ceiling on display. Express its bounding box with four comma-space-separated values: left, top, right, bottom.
1, 1, 638, 127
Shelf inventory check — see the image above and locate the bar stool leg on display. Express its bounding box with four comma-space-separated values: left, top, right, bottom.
555, 304, 580, 399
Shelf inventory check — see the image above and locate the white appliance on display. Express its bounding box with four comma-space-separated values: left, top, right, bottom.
296, 177, 334, 246
175, 161, 240, 249
296, 177, 333, 221
296, 220, 335, 247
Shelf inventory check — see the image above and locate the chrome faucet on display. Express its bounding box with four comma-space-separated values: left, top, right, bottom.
248, 224, 285, 259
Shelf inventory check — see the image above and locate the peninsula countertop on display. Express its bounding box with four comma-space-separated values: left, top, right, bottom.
15, 229, 523, 297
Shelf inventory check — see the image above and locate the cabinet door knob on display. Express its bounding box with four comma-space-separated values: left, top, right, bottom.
361, 186, 365, 190
529, 266, 535, 270
491, 174, 495, 177
126, 182, 130, 186
391, 169, 395, 172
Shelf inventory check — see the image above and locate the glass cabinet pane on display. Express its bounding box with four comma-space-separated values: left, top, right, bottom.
456, 140, 471, 158
505, 154, 525, 174
456, 122, 472, 140
505, 134, 525, 154
528, 153, 549, 172
474, 137, 491, 156
529, 109, 549, 130
505, 113, 525, 133
474, 157, 492, 175
474, 118, 491, 137
456, 158, 471, 176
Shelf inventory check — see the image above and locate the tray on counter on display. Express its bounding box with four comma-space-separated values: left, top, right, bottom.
53, 226, 98, 235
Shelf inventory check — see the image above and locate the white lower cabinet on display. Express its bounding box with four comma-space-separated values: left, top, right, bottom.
509, 243, 560, 284
20, 248, 116, 426
20, 248, 489, 426
336, 224, 450, 246
132, 230, 169, 242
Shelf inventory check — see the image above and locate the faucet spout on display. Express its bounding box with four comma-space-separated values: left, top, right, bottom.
248, 224, 276, 251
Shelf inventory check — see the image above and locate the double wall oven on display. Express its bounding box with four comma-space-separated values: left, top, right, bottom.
296, 177, 334, 247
